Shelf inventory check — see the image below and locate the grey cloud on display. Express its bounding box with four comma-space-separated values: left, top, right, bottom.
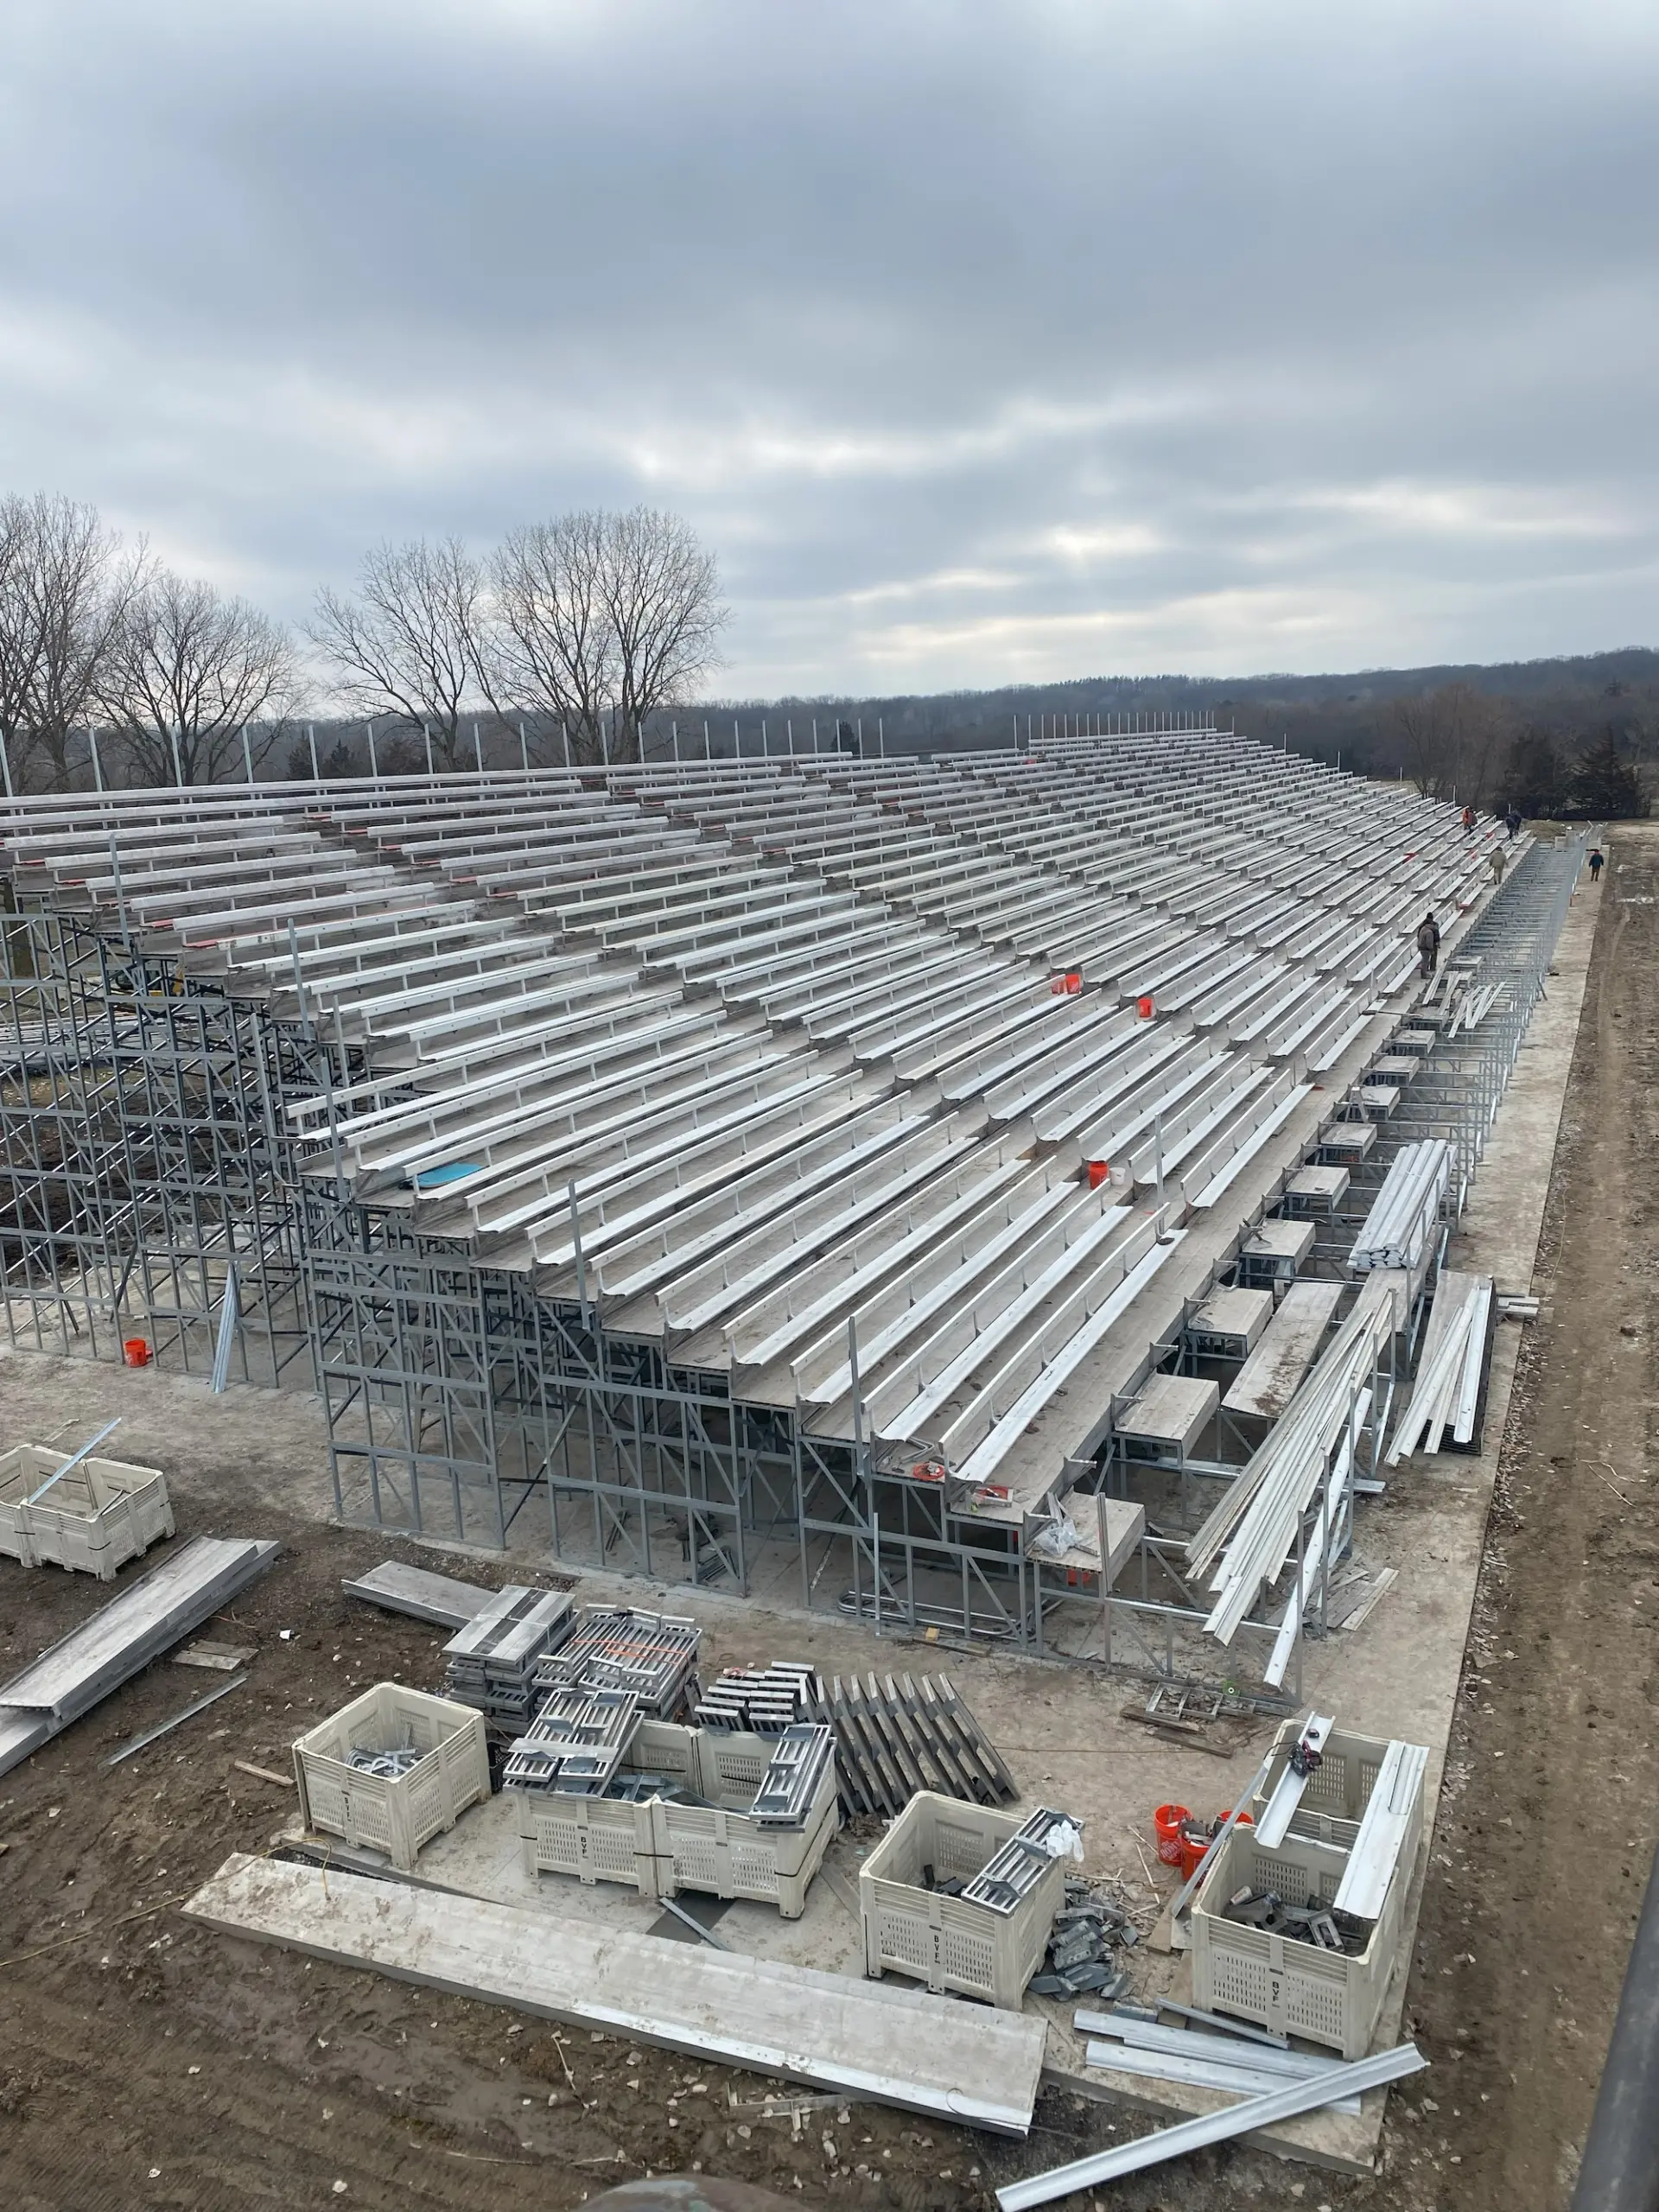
0, 1, 1655, 693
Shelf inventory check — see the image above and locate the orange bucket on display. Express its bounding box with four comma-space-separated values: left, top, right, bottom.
123, 1338, 151, 1369
1136, 994, 1156, 1020
1064, 971, 1082, 993
1086, 1160, 1111, 1190
1154, 1802, 1191, 1867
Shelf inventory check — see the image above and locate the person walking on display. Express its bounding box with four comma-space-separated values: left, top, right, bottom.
1460, 804, 1476, 833
1415, 910, 1440, 979
1588, 847, 1605, 883
1505, 806, 1522, 840
1489, 847, 1507, 887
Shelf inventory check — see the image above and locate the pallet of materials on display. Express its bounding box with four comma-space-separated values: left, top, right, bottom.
293, 1681, 491, 1874
810, 1671, 1018, 1817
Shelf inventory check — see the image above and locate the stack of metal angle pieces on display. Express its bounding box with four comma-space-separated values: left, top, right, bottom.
1386, 1271, 1494, 1459
442, 1586, 574, 1726
502, 1685, 640, 1793
532, 1606, 702, 1719
807, 1671, 1018, 1816
695, 1660, 816, 1732
1185, 1290, 1395, 1662
1076, 2006, 1370, 2113
0, 1535, 280, 1780
748, 1722, 836, 1827
1348, 1140, 1452, 1272
960, 1806, 1077, 1914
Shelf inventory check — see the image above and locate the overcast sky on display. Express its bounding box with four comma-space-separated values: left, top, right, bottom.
3, 2, 1655, 696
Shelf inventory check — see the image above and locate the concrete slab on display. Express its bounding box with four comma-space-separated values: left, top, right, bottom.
185, 1849, 1047, 2134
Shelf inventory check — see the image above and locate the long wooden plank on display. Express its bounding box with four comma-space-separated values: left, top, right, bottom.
1222, 1280, 1344, 1420
186, 1853, 1046, 2135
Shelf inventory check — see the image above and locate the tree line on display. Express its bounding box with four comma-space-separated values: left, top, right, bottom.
0, 493, 728, 789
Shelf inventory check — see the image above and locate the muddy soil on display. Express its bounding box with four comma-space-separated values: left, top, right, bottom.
0, 834, 1651, 2212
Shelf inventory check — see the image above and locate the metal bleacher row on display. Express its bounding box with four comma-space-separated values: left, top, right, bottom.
0, 730, 1510, 1519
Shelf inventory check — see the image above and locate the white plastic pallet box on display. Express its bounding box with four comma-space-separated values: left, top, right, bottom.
1190, 1822, 1410, 2058
859, 1792, 1066, 2011
293, 1683, 489, 1873
0, 1444, 173, 1580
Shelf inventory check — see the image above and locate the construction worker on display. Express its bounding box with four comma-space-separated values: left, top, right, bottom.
1460, 804, 1476, 833
1490, 848, 1507, 887
1415, 910, 1440, 979
1588, 847, 1605, 882
1505, 806, 1522, 840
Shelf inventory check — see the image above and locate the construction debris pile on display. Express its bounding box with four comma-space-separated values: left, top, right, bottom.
1029, 1878, 1136, 1999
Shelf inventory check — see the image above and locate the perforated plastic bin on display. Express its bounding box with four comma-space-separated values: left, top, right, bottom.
292, 1684, 490, 1873
0, 1445, 173, 1580
513, 1719, 702, 1895
1251, 1719, 1422, 1860
1190, 1822, 1409, 2058
857, 1793, 1066, 2011
515, 1788, 668, 1897
657, 1754, 839, 1919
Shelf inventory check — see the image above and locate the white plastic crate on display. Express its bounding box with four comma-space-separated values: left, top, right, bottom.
858, 1793, 1066, 2011
515, 1787, 668, 1897
293, 1684, 490, 1873
1252, 1719, 1421, 1860
513, 1719, 701, 1894
0, 1445, 172, 1580
658, 1751, 839, 1919
1190, 1822, 1409, 2057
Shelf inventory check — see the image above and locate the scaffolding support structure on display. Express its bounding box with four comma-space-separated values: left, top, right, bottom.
0, 758, 1585, 1697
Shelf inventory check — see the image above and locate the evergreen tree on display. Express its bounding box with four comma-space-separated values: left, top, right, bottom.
1568, 729, 1649, 818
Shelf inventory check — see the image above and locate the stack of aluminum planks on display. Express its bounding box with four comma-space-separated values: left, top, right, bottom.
533, 1606, 702, 1718
1077, 2008, 1368, 2114
442, 1585, 574, 1725
1348, 1141, 1452, 1272
1386, 1272, 1494, 1459
0, 1535, 279, 1777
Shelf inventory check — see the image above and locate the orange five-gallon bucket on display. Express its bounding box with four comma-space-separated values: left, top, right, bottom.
123, 1338, 151, 1368
1154, 1802, 1191, 1866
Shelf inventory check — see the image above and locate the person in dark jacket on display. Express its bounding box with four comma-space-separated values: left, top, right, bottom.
1505, 807, 1522, 840
1588, 848, 1605, 881
1415, 911, 1440, 979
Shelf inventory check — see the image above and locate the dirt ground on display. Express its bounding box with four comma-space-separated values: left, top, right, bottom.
0, 831, 1652, 2212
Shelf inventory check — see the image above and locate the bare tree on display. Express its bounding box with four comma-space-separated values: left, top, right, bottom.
1390, 681, 1510, 808
97, 570, 296, 785
308, 538, 491, 770
0, 493, 141, 791
486, 508, 726, 765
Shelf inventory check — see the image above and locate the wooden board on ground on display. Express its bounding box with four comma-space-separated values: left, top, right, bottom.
341, 1559, 496, 1630
184, 1853, 1047, 2135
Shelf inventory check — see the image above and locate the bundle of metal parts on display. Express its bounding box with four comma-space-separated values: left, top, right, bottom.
1186, 1291, 1394, 1662
1348, 1139, 1452, 1271
532, 1605, 702, 1718
1029, 1881, 1135, 1998
441, 1585, 574, 1726
1077, 2005, 1370, 2114
502, 1685, 639, 1792
696, 1660, 817, 1732
346, 1743, 423, 1781
748, 1723, 836, 1827
960, 1805, 1079, 1913
1386, 1270, 1494, 1459
806, 1670, 1018, 1815
1220, 1887, 1366, 1954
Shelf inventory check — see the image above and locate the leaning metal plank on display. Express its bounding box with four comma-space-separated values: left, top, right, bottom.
996, 2044, 1427, 2206
186, 1853, 1046, 2134
0, 1539, 279, 1719
341, 1560, 496, 1630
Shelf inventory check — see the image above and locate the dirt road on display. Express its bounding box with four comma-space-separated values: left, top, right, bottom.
0, 831, 1651, 2211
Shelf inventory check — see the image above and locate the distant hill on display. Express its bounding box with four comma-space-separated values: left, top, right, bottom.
701, 648, 1659, 783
